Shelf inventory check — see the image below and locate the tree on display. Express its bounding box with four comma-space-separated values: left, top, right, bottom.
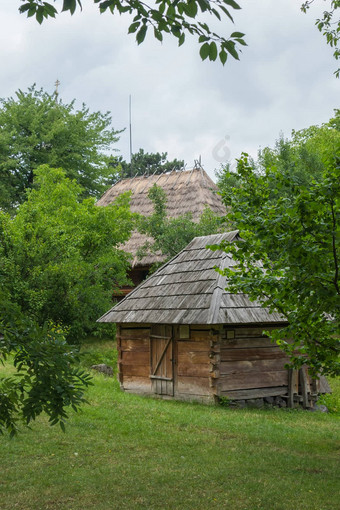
0, 291, 92, 436
214, 119, 340, 376
113, 149, 184, 179
137, 184, 225, 266
17, 1, 340, 72
0, 165, 134, 343
0, 85, 121, 213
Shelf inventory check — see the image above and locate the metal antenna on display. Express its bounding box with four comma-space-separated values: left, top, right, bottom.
54, 79, 60, 103
129, 95, 133, 176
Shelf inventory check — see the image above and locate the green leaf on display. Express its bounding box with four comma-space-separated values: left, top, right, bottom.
224, 41, 239, 60
209, 42, 218, 61
197, 0, 210, 13
198, 35, 209, 43
199, 42, 210, 60
223, 0, 241, 10
219, 49, 228, 65
154, 28, 163, 42
62, 0, 77, 15
230, 32, 245, 38
178, 33, 185, 47
136, 25, 148, 45
185, 0, 198, 18
128, 22, 140, 34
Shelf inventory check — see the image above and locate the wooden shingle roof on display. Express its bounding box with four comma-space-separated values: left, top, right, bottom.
98, 231, 286, 326
96, 168, 226, 267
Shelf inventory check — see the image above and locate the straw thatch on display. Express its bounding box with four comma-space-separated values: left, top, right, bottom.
98, 231, 286, 326
97, 168, 226, 267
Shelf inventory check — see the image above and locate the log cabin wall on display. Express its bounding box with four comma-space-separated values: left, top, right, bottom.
175, 325, 215, 403
216, 326, 289, 400
117, 324, 215, 402
116, 324, 152, 395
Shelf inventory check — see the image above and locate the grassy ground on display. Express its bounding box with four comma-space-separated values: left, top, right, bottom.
1, 341, 339, 510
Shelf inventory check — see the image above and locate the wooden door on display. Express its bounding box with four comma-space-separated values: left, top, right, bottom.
150, 325, 174, 396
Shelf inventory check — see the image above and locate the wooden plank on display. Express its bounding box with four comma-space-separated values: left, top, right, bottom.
300, 366, 311, 408
177, 363, 210, 377
122, 364, 150, 377
218, 370, 288, 391
232, 327, 278, 338
177, 340, 210, 352
177, 376, 211, 394
120, 338, 149, 352
190, 330, 211, 341
151, 337, 172, 376
288, 369, 298, 408
218, 386, 288, 399
221, 347, 286, 362
150, 324, 173, 396
120, 328, 150, 338
150, 375, 173, 381
121, 351, 149, 365
220, 337, 277, 349
219, 358, 287, 375
178, 351, 210, 364
319, 375, 332, 394
122, 376, 151, 392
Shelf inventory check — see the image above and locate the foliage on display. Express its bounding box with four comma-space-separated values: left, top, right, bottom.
137, 183, 225, 265
0, 85, 121, 212
113, 148, 184, 179
0, 291, 92, 436
79, 337, 118, 371
317, 378, 340, 412
18, 0, 246, 65
301, 0, 340, 77
214, 120, 340, 376
18, 1, 340, 73
0, 166, 134, 342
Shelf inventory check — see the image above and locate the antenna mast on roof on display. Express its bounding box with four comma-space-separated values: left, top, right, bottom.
54, 79, 60, 103
129, 94, 133, 176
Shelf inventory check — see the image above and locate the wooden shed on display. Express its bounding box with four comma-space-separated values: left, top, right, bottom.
98, 231, 328, 407
96, 167, 226, 295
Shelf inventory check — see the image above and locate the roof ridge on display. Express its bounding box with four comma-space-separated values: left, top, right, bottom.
207, 253, 229, 324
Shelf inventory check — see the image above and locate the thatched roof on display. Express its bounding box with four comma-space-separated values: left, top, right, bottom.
96, 168, 226, 267
98, 231, 286, 326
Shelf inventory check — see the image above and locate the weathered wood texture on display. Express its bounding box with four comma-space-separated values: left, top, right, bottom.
98, 232, 286, 326
216, 327, 289, 397
150, 324, 174, 396
176, 328, 212, 397
117, 326, 151, 394
116, 324, 325, 406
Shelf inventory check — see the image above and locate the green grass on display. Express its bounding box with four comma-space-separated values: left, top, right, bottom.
1, 347, 339, 510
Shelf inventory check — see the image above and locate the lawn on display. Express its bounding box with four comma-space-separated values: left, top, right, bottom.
1, 340, 339, 510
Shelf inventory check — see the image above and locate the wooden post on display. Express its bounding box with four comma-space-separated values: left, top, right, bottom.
288, 369, 298, 408
300, 366, 311, 409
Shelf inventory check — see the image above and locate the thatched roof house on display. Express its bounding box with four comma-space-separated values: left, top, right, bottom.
97, 167, 226, 269
99, 231, 327, 407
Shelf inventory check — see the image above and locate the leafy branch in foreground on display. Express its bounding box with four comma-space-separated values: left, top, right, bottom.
301, 0, 340, 77
214, 119, 340, 376
18, 0, 246, 64
0, 296, 92, 436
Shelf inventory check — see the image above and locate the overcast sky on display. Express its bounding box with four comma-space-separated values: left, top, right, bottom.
0, 0, 339, 180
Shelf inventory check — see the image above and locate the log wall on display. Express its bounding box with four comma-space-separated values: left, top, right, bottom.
117, 325, 152, 394
116, 324, 295, 403
216, 326, 289, 400
175, 326, 214, 403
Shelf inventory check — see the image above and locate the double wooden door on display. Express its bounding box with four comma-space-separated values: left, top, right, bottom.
150, 325, 174, 396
